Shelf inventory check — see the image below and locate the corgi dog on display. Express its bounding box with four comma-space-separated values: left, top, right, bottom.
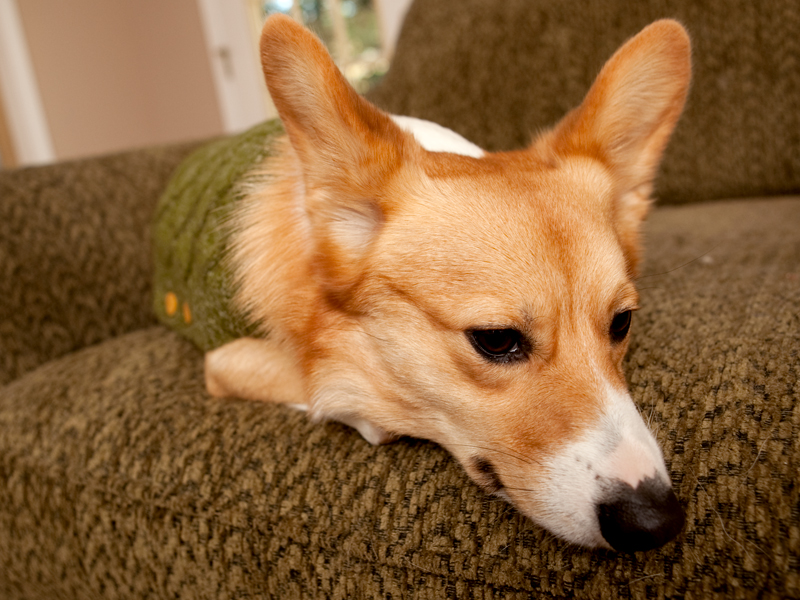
205, 14, 691, 552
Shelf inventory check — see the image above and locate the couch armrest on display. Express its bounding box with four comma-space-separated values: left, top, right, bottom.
0, 142, 202, 385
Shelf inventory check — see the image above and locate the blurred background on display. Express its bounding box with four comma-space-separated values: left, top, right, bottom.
0, 0, 412, 169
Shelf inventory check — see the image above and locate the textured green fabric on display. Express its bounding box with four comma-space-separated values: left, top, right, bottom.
368, 0, 800, 204
0, 141, 201, 387
152, 119, 284, 352
1, 196, 799, 599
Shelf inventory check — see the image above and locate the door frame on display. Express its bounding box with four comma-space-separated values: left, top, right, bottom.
195, 0, 273, 133
0, 0, 55, 166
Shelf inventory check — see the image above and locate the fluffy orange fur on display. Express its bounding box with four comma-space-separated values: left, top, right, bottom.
205, 15, 691, 548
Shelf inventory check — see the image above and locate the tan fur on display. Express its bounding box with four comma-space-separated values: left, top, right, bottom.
205, 15, 691, 547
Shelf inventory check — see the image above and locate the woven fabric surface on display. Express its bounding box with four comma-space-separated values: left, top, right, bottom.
0, 142, 201, 387
2, 196, 798, 599
152, 120, 284, 352
368, 0, 800, 204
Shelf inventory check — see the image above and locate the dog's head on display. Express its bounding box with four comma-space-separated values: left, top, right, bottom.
256, 15, 691, 551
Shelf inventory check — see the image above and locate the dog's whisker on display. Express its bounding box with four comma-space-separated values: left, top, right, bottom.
491, 440, 548, 467
745, 427, 777, 477
448, 442, 543, 467
687, 465, 768, 559
633, 285, 661, 292
647, 403, 656, 428
502, 485, 539, 494
310, 325, 391, 344
627, 572, 664, 586
638, 242, 722, 280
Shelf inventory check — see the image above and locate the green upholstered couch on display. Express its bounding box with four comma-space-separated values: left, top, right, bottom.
1, 0, 798, 597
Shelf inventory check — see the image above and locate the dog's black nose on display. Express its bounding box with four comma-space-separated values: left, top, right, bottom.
597, 476, 684, 552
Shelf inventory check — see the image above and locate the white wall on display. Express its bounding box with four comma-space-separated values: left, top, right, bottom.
0, 0, 409, 167
0, 0, 237, 165
17, 0, 228, 162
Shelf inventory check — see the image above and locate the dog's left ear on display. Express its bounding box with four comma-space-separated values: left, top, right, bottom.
541, 20, 691, 273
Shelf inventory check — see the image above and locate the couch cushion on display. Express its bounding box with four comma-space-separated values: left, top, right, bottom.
1, 196, 798, 599
0, 142, 202, 386
368, 0, 800, 204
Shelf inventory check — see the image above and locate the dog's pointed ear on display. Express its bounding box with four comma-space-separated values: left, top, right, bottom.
259, 14, 416, 297
541, 20, 691, 273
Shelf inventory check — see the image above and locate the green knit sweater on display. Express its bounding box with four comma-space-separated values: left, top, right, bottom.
152, 120, 285, 351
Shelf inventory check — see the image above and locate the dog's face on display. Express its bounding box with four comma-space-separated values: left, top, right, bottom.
246, 15, 691, 550
319, 152, 664, 548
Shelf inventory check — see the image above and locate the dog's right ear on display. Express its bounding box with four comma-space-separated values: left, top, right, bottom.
259, 15, 415, 298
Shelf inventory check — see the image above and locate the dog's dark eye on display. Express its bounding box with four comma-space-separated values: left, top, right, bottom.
610, 310, 633, 343
468, 328, 528, 363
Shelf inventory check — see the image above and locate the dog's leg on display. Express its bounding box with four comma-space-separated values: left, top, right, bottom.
331, 413, 397, 446
205, 337, 306, 407
206, 338, 396, 445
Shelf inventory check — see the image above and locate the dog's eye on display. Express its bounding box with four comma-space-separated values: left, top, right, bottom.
610, 310, 633, 343
468, 329, 527, 363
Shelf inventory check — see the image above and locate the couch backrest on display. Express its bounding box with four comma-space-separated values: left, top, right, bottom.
369, 0, 800, 204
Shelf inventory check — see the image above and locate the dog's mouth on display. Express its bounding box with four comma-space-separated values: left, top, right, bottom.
467, 452, 683, 552
470, 455, 506, 495
458, 387, 684, 552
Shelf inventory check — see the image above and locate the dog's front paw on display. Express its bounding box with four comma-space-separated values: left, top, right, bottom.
204, 349, 231, 397
203, 337, 306, 404
332, 413, 397, 445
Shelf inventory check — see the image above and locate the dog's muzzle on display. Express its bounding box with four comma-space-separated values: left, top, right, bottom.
597, 476, 685, 552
